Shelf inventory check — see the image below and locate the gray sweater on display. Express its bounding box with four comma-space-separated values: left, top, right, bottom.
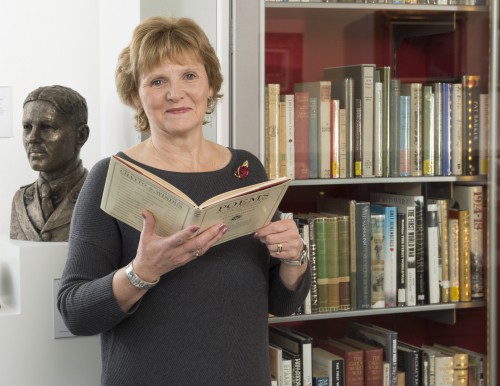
57, 148, 311, 386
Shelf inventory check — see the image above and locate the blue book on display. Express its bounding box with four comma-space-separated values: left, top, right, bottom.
441, 82, 452, 176
399, 95, 410, 177
371, 204, 398, 308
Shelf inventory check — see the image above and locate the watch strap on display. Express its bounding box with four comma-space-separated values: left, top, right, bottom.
125, 261, 159, 290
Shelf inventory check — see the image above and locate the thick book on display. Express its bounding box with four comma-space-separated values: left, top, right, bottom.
269, 326, 313, 386
324, 64, 375, 177
451, 83, 463, 176
347, 321, 398, 386
269, 344, 284, 386
318, 339, 364, 386
448, 215, 460, 302
450, 186, 484, 300
426, 203, 441, 304
280, 94, 295, 180
450, 346, 485, 386
314, 216, 334, 312
312, 346, 345, 386
432, 344, 469, 386
101, 155, 290, 245
461, 75, 481, 176
396, 341, 422, 386
337, 215, 351, 310
340, 336, 384, 386
370, 213, 385, 309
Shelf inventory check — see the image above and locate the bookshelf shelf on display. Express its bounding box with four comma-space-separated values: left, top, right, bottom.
231, 0, 497, 384
269, 300, 486, 325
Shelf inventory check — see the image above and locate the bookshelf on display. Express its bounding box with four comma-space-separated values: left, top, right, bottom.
231, 1, 498, 384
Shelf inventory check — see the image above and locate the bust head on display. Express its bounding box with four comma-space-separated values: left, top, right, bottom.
10, 85, 90, 242
22, 85, 89, 180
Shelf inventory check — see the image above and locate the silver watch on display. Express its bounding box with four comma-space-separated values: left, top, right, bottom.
281, 242, 308, 266
125, 261, 159, 290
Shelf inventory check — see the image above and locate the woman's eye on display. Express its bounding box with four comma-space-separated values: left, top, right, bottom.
151, 79, 164, 87
185, 73, 196, 81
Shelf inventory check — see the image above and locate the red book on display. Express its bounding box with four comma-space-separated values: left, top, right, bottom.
293, 91, 310, 179
340, 336, 384, 386
317, 339, 364, 386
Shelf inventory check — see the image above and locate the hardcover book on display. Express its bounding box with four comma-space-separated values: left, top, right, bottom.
448, 208, 472, 302
340, 336, 384, 386
319, 339, 364, 386
312, 346, 345, 386
101, 156, 290, 245
294, 91, 311, 179
265, 84, 281, 179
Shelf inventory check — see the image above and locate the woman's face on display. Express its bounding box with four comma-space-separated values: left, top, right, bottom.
138, 54, 212, 138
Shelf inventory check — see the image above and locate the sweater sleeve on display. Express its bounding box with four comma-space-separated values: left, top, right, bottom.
57, 158, 133, 336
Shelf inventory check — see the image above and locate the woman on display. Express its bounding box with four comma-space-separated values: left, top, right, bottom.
57, 15, 310, 385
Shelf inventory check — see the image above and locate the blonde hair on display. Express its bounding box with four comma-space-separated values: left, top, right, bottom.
115, 16, 223, 132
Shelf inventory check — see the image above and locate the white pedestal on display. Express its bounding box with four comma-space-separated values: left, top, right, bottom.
0, 236, 101, 385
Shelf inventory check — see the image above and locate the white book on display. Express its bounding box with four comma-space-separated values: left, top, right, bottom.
338, 108, 347, 178
269, 344, 283, 386
451, 83, 463, 176
426, 203, 440, 304
374, 81, 383, 177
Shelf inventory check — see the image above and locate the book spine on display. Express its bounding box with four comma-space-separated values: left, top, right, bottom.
282, 94, 295, 180
294, 91, 310, 179
399, 95, 411, 177
361, 65, 374, 177
397, 212, 407, 307
389, 79, 401, 177
479, 93, 489, 175
373, 81, 383, 177
415, 201, 426, 305
354, 98, 362, 177
309, 96, 319, 179
423, 85, 435, 176
377, 66, 391, 177
308, 218, 320, 313
319, 81, 332, 179
345, 78, 354, 178
448, 216, 460, 302
426, 204, 441, 304
331, 99, 341, 178
409, 83, 423, 177
315, 217, 330, 312
339, 108, 347, 178
406, 206, 417, 306
441, 83, 452, 176
265, 84, 281, 179
370, 214, 385, 308
433, 83, 443, 176
338, 215, 351, 310
356, 202, 372, 309
451, 83, 463, 176
327, 216, 340, 311
279, 100, 288, 178
462, 75, 481, 176
458, 210, 472, 302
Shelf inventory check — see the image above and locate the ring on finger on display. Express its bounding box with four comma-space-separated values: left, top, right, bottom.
276, 243, 283, 254
191, 249, 200, 257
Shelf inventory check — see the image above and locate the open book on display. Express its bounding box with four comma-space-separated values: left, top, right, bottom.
100, 155, 291, 245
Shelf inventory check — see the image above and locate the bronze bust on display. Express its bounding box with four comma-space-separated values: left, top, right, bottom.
10, 85, 90, 241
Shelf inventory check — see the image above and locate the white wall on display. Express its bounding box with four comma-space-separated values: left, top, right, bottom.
0, 0, 141, 236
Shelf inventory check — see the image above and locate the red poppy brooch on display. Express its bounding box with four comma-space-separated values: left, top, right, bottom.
234, 160, 249, 179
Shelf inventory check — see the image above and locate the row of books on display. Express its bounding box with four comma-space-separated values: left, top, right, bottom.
264, 65, 489, 180
268, 322, 485, 386
287, 186, 484, 314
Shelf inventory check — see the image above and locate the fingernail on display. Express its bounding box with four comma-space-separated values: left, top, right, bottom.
253, 232, 259, 238
190, 226, 200, 233
219, 224, 228, 234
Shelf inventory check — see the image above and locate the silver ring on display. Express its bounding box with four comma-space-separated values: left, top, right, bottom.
276, 243, 283, 254
192, 249, 200, 257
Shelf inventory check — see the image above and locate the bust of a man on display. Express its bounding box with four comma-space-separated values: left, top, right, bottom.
10, 85, 90, 241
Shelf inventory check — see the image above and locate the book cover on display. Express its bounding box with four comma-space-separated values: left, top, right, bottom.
279, 100, 288, 178
315, 216, 332, 312
331, 99, 341, 179
294, 91, 310, 179
101, 156, 290, 245
399, 94, 410, 177
370, 213, 385, 309
340, 336, 384, 386
323, 64, 375, 177
450, 186, 484, 300
371, 204, 398, 308
269, 344, 283, 386
397, 212, 407, 307
448, 215, 460, 302
396, 341, 421, 386
312, 346, 345, 386
449, 208, 472, 302
265, 84, 281, 179
318, 339, 364, 386
402, 83, 423, 177
451, 83, 463, 176
309, 96, 319, 178
373, 81, 383, 177
347, 321, 398, 386
294, 81, 332, 179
